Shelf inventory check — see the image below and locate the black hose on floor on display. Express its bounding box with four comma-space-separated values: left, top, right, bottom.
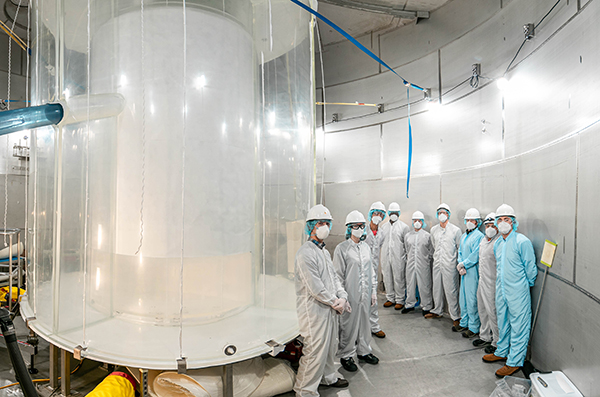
0, 308, 38, 396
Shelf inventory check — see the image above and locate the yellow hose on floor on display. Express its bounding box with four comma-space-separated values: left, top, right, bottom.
87, 372, 137, 397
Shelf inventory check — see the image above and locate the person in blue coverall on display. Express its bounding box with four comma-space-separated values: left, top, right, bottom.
482, 204, 537, 379
456, 208, 485, 338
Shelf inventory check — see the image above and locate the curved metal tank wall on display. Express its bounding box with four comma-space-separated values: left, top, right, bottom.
318, 0, 600, 394
22, 0, 317, 370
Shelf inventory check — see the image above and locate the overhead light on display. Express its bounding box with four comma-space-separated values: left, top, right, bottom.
497, 77, 509, 91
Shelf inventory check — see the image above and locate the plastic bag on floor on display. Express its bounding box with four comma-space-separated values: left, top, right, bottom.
490, 376, 532, 397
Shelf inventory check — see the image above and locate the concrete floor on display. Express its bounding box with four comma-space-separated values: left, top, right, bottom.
277, 293, 528, 397
0, 294, 528, 396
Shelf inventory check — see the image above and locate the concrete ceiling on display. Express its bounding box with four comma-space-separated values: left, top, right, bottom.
317, 0, 451, 46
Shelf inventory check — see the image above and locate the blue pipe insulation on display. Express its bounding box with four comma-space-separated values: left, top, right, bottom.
0, 103, 64, 136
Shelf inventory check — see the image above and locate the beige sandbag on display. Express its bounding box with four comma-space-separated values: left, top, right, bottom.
249, 358, 295, 397
153, 372, 211, 397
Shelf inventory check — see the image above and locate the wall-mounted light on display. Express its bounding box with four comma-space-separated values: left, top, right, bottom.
497, 77, 509, 91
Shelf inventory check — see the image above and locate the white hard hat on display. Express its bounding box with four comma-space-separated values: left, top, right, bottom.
388, 202, 401, 212
306, 204, 333, 222
412, 211, 424, 220
464, 208, 481, 220
483, 212, 496, 224
345, 210, 366, 225
495, 204, 516, 218
369, 201, 386, 212
437, 203, 451, 213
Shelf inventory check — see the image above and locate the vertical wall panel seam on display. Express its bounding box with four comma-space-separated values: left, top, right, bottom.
573, 135, 579, 284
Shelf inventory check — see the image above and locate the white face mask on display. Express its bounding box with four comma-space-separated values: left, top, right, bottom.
497, 221, 512, 235
351, 228, 363, 239
413, 221, 422, 230
466, 221, 477, 230
438, 213, 448, 223
390, 214, 399, 222
485, 227, 497, 238
372, 215, 382, 225
316, 225, 330, 240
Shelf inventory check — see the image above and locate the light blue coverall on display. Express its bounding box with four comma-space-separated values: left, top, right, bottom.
458, 229, 484, 332
494, 231, 537, 367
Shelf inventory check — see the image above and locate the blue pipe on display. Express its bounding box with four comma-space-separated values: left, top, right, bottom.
0, 103, 64, 136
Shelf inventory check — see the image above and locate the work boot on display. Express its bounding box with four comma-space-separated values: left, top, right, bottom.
473, 338, 491, 347
340, 357, 358, 372
358, 354, 379, 365
383, 301, 394, 308
394, 303, 404, 310
482, 354, 507, 363
495, 365, 520, 378
484, 345, 497, 354
424, 313, 441, 319
422, 310, 430, 317
327, 378, 349, 388
453, 319, 461, 327
462, 330, 479, 338
452, 324, 467, 332
372, 330, 386, 338
401, 307, 414, 314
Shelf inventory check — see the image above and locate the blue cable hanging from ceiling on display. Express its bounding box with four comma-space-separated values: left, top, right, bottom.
406, 88, 412, 198
289, 0, 420, 197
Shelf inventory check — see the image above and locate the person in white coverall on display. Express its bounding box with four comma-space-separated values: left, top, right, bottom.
473, 212, 500, 354
333, 210, 379, 373
380, 202, 410, 310
425, 203, 463, 329
294, 204, 350, 396
457, 208, 485, 338
365, 201, 387, 338
402, 211, 433, 315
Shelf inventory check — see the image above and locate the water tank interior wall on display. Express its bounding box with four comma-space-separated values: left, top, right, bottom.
316, 0, 600, 395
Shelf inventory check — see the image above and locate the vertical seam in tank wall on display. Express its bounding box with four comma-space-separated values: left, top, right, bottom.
377, 33, 381, 74
573, 135, 579, 284
437, 49, 442, 103
379, 124, 383, 179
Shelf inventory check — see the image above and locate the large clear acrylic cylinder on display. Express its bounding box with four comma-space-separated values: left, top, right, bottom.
22, 0, 316, 369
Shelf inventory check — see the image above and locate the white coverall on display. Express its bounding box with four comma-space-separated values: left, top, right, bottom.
380, 220, 410, 305
294, 240, 348, 397
404, 229, 433, 310
430, 223, 462, 320
333, 239, 377, 359
477, 234, 500, 346
365, 226, 386, 332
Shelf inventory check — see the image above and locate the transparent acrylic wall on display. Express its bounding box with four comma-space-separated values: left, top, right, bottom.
22, 0, 317, 369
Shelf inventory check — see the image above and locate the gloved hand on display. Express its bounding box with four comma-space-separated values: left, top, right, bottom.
344, 301, 352, 313
332, 298, 347, 314
371, 294, 377, 307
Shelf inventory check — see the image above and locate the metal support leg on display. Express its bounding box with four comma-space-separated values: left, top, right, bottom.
61, 349, 71, 396
8, 235, 13, 311
223, 364, 233, 397
49, 344, 59, 390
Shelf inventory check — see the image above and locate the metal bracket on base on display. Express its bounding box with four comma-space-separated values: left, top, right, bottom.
177, 357, 187, 374
139, 369, 148, 397
73, 345, 86, 361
